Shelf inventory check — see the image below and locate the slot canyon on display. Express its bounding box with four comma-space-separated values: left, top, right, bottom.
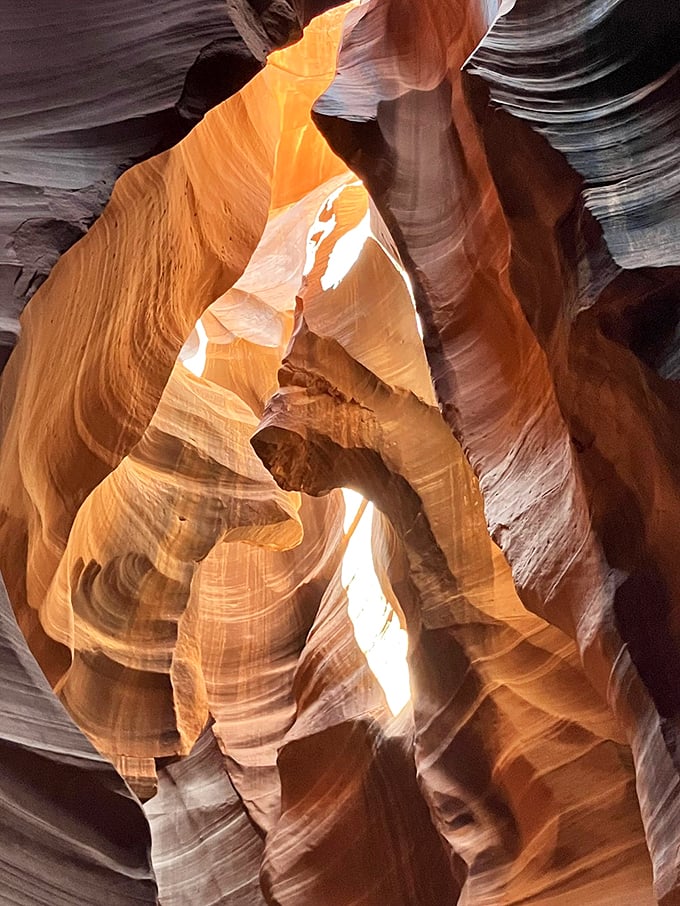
0, 0, 679, 903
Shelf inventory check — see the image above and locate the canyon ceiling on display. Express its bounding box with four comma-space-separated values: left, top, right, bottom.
1, 0, 679, 904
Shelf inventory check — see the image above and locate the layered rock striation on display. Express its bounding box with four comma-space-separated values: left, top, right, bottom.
0, 1, 679, 904
0, 574, 156, 905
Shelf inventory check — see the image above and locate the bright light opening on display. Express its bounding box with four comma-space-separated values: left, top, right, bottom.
379, 247, 423, 340
401, 270, 424, 339
303, 180, 369, 291
341, 489, 411, 716
320, 209, 371, 291
179, 318, 209, 378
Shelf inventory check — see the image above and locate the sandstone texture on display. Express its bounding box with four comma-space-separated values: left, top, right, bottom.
0, 1, 678, 904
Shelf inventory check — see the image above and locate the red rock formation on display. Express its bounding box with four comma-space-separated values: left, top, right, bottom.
312, 1, 680, 901
0, 1, 678, 904
0, 574, 156, 904
0, 9, 348, 683
0, 0, 348, 367
253, 177, 657, 904
145, 726, 267, 906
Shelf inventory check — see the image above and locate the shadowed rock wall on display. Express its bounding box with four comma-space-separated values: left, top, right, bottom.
0, 1, 679, 904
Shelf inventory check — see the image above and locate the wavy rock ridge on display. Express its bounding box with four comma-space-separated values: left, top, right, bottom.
0, 1, 679, 904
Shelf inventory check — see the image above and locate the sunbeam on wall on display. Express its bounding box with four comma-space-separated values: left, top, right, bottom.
179, 317, 208, 378
341, 488, 411, 716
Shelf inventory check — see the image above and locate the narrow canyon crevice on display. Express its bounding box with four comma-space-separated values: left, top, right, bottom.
0, 2, 678, 904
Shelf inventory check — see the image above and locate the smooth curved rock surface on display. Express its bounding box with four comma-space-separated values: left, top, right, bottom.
467, 0, 680, 269
145, 726, 266, 906
0, 572, 156, 905
0, 9, 348, 683
0, 0, 349, 368
191, 491, 344, 833
52, 362, 303, 795
0, 1, 679, 904
313, 1, 680, 901
0, 0, 264, 366
253, 177, 656, 905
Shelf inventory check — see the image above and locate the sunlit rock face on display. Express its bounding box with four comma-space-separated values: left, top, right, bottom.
0, 1, 678, 904
0, 0, 349, 369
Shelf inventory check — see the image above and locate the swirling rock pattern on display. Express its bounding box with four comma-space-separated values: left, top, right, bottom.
52, 362, 303, 797
314, 0, 680, 901
467, 0, 680, 269
0, 9, 347, 681
0, 0, 263, 367
145, 726, 267, 906
0, 573, 156, 905
0, 1, 679, 904
253, 177, 656, 904
0, 0, 348, 368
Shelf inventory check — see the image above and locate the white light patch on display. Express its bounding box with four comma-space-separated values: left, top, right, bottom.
320, 209, 371, 291
342, 488, 411, 716
401, 269, 424, 338
303, 182, 348, 279
179, 318, 209, 378
304, 212, 336, 278
366, 218, 424, 340
303, 179, 367, 287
